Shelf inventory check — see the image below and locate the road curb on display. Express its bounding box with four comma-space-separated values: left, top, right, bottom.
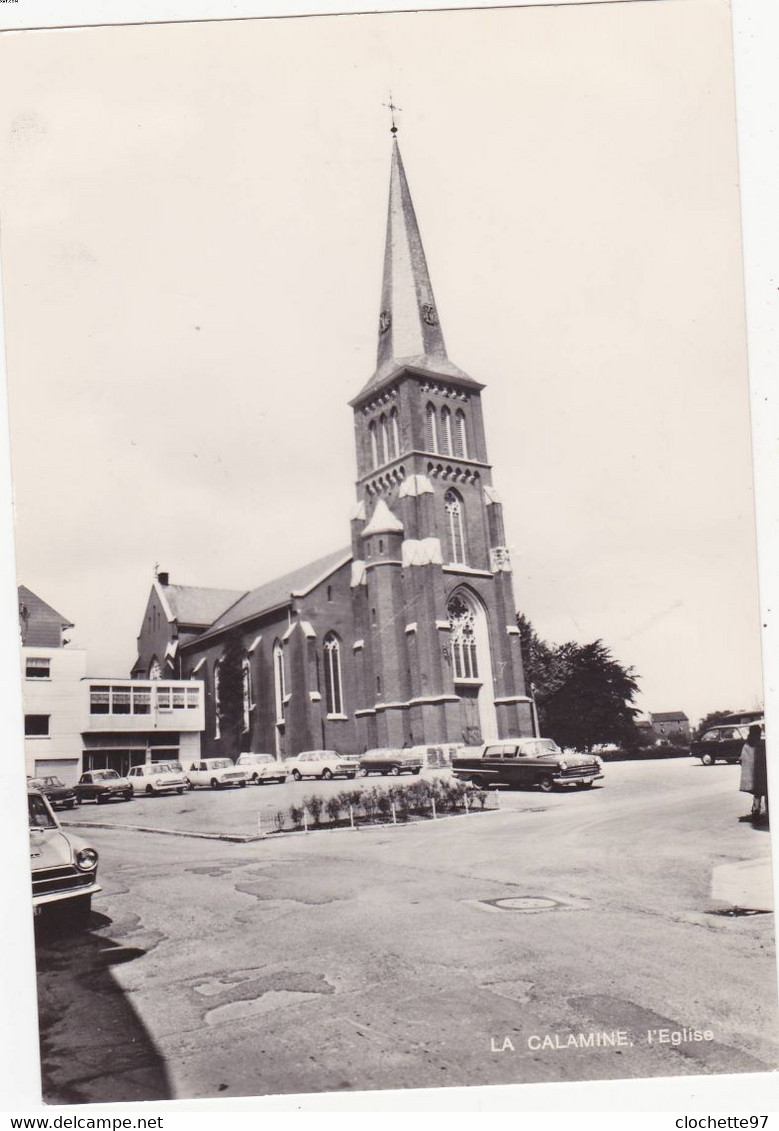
61, 820, 263, 844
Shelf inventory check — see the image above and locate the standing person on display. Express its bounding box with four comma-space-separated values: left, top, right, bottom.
752, 727, 768, 825
739, 724, 764, 822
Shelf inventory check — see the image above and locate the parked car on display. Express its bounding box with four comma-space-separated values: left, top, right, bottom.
691, 723, 763, 765
29, 789, 100, 926
452, 737, 604, 791
357, 748, 423, 777
186, 758, 250, 790
27, 775, 78, 811
236, 752, 288, 785
128, 763, 187, 795
285, 749, 357, 781
73, 769, 133, 804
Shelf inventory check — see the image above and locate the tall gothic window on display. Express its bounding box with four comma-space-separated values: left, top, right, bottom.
213, 660, 221, 739
390, 408, 400, 458
323, 633, 344, 716
425, 402, 438, 453
369, 421, 379, 469
447, 594, 479, 680
454, 409, 468, 458
149, 657, 161, 680
241, 655, 252, 733
273, 639, 285, 723
380, 414, 390, 464
440, 406, 453, 455
444, 489, 466, 564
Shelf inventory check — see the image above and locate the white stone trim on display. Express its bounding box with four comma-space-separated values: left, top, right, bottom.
326, 713, 348, 722
398, 473, 434, 498
153, 578, 175, 623
300, 620, 316, 639
364, 559, 403, 570
282, 621, 296, 642
405, 622, 417, 634
435, 619, 450, 630
282, 693, 292, 705
309, 691, 322, 702
248, 634, 262, 652
408, 694, 460, 706
361, 498, 404, 537
493, 695, 533, 705
190, 657, 207, 674
354, 708, 376, 717
350, 561, 367, 588
291, 553, 352, 598
506, 626, 520, 636
350, 500, 366, 522
483, 485, 501, 506
352, 639, 364, 651
442, 565, 493, 579
164, 640, 178, 659
402, 537, 443, 567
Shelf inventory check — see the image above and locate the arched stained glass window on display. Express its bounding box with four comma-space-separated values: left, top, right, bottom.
241, 655, 252, 733
273, 640, 285, 723
444, 489, 466, 564
447, 594, 479, 680
454, 409, 468, 459
390, 409, 400, 458
213, 660, 222, 739
369, 421, 379, 469
425, 403, 438, 453
440, 406, 453, 455
324, 633, 344, 716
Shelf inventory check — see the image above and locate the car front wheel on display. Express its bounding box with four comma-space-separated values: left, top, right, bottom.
700, 752, 715, 765
292, 769, 302, 781
412, 767, 421, 775
471, 775, 488, 790
358, 768, 369, 777
538, 776, 555, 793
146, 785, 154, 795
210, 778, 220, 790
321, 769, 333, 781
389, 765, 401, 776
239, 780, 247, 788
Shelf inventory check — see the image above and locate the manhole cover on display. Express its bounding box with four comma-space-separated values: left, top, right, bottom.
484, 896, 561, 913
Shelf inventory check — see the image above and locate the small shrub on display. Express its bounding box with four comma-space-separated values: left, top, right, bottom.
360, 788, 379, 822
273, 809, 286, 833
472, 789, 488, 811
375, 789, 393, 820
325, 795, 342, 824
305, 794, 324, 826
289, 804, 304, 830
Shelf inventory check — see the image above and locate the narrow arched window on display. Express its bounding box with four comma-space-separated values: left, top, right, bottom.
149, 657, 161, 681
425, 403, 438, 453
447, 594, 479, 680
454, 409, 468, 459
390, 409, 400, 458
369, 421, 379, 469
440, 406, 453, 455
380, 414, 389, 464
444, 489, 466, 564
213, 660, 222, 739
273, 640, 285, 723
324, 633, 344, 716
241, 655, 252, 733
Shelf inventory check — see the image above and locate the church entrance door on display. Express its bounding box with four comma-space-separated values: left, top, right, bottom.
458, 686, 482, 745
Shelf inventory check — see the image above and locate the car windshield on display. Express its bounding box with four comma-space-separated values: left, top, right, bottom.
149, 765, 172, 774
521, 739, 562, 758
92, 770, 120, 780
31, 776, 64, 789
209, 760, 231, 769
28, 793, 57, 830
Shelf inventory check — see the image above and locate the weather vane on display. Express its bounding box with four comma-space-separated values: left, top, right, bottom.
383, 93, 401, 137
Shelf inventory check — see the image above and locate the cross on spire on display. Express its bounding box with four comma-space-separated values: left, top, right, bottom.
383, 94, 401, 137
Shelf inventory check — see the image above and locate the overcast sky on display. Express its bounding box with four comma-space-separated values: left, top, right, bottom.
0, 0, 764, 725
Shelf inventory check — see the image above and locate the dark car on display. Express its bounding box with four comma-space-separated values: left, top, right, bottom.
74, 769, 133, 804
27, 775, 78, 811
452, 737, 603, 792
357, 748, 423, 777
690, 723, 762, 765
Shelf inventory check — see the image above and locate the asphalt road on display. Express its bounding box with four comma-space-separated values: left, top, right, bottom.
35, 758, 777, 1103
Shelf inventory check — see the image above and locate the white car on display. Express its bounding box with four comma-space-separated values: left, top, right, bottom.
236, 752, 288, 785
285, 749, 357, 781
30, 789, 101, 927
186, 758, 250, 790
128, 763, 187, 795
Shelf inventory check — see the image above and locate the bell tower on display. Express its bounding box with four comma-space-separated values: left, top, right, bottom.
348, 134, 534, 750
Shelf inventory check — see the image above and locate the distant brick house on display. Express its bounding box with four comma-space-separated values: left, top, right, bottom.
649, 711, 691, 741
132, 139, 533, 761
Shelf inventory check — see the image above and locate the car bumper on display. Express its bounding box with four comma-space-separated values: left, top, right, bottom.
33, 880, 102, 909
553, 771, 604, 784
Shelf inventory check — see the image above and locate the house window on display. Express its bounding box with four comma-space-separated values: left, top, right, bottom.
425, 403, 438, 453
242, 656, 253, 733
273, 640, 285, 723
324, 633, 344, 716
112, 686, 131, 714
25, 657, 50, 680
90, 686, 110, 714
25, 714, 50, 737
186, 687, 199, 709
327, 585, 333, 602
440, 406, 453, 455
454, 409, 468, 458
157, 686, 172, 711
447, 595, 479, 680
132, 686, 151, 715
213, 661, 221, 738
391, 408, 400, 458
369, 421, 379, 469
172, 687, 185, 710
444, 489, 466, 564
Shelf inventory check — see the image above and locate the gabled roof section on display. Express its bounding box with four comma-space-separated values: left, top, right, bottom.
650, 711, 689, 723
191, 547, 352, 642
18, 585, 73, 647
353, 139, 482, 402
159, 582, 247, 627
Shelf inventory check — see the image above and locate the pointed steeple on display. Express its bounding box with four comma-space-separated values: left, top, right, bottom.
356, 138, 479, 398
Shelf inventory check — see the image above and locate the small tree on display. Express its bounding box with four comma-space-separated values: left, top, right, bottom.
217, 634, 251, 755
695, 710, 733, 738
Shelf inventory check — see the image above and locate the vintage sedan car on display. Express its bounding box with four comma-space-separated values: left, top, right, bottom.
285, 749, 357, 781
73, 769, 133, 804
690, 723, 763, 765
128, 762, 187, 795
29, 789, 100, 926
452, 737, 604, 791
27, 775, 78, 811
186, 758, 250, 789
357, 748, 423, 777
236, 752, 288, 785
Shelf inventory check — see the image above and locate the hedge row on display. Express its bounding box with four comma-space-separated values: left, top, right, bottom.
269, 776, 497, 833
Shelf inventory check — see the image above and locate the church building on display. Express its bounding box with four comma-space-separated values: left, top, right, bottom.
133, 135, 534, 759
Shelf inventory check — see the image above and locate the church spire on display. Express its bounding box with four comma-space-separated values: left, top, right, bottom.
354, 134, 478, 399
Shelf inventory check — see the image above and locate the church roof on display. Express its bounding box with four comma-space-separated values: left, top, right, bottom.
650, 711, 689, 723
352, 139, 482, 403
192, 547, 352, 641
18, 585, 73, 646
161, 583, 247, 628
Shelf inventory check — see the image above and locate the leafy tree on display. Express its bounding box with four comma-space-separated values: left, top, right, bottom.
217, 634, 250, 755
517, 615, 641, 752
694, 710, 733, 739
